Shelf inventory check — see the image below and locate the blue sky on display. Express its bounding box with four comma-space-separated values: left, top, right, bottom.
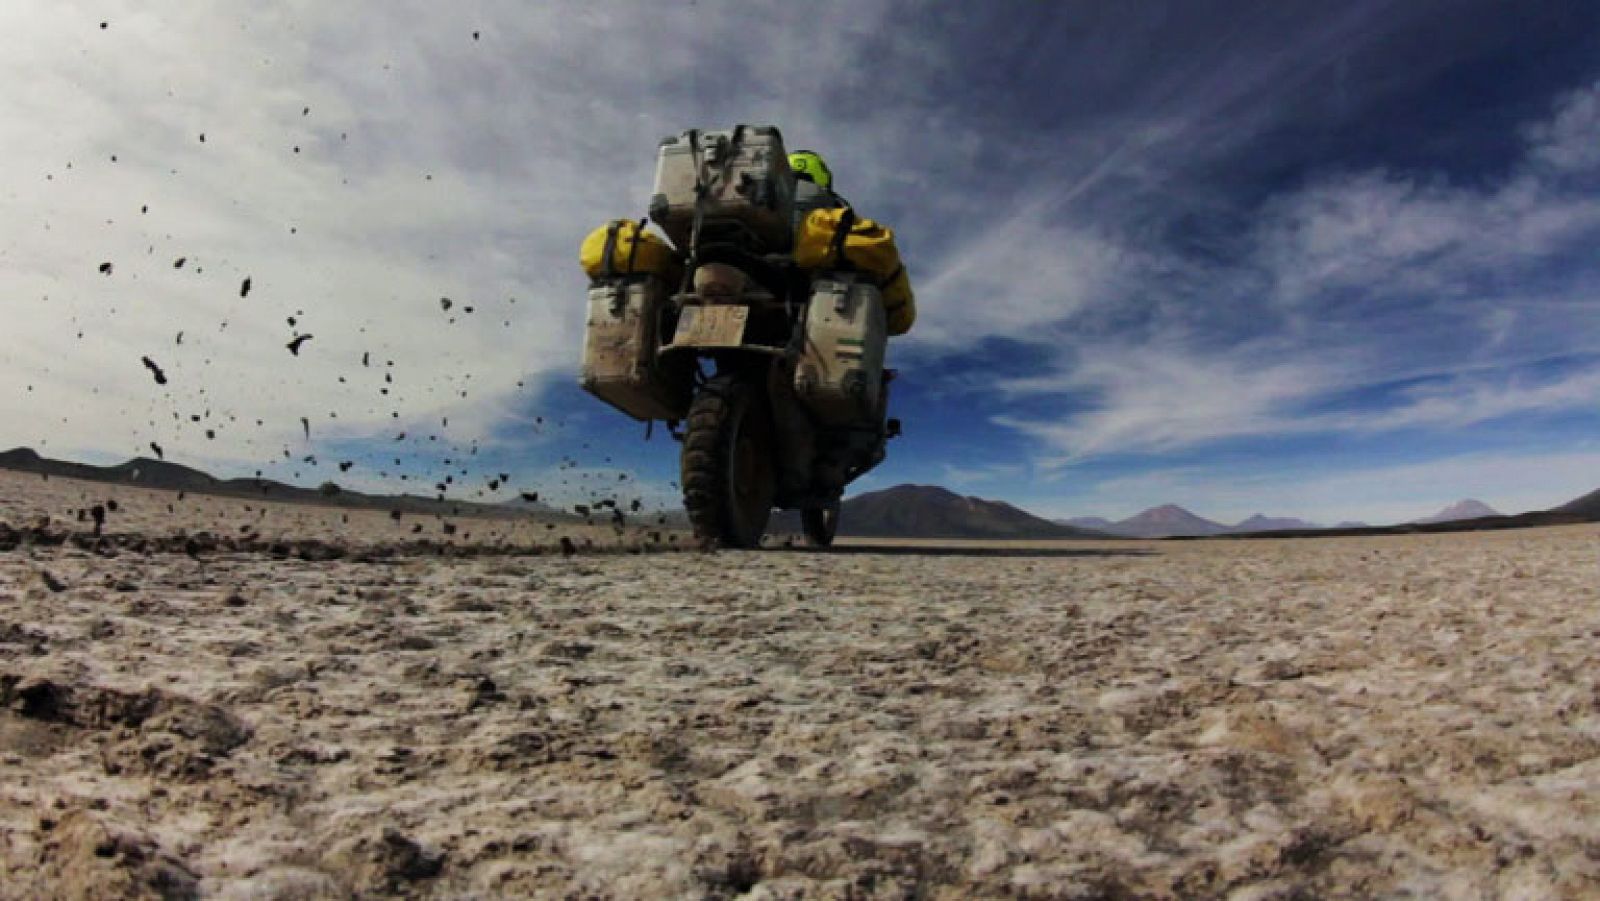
3, 1, 1600, 524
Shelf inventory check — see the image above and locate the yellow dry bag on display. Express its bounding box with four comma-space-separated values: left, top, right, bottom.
795, 208, 915, 335
580, 219, 680, 283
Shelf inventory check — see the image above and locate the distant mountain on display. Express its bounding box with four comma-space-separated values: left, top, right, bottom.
1414, 499, 1501, 524
777, 485, 1105, 540
1228, 514, 1320, 533
1111, 504, 1229, 538
1555, 487, 1600, 518
1058, 509, 1314, 537
1085, 484, 1600, 542
0, 446, 563, 520
0, 448, 218, 490
0, 448, 41, 467
105, 456, 228, 492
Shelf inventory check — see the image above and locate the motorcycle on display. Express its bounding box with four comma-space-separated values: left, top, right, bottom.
580, 125, 899, 548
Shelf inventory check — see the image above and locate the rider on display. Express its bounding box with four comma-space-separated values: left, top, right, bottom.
787, 148, 914, 336
788, 149, 847, 228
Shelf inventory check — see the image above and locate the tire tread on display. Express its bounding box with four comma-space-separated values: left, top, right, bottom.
680, 375, 750, 547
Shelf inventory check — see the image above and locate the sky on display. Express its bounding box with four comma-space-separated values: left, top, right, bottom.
3, 0, 1600, 525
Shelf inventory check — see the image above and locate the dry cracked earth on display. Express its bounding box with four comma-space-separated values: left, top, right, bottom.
2, 470, 1598, 899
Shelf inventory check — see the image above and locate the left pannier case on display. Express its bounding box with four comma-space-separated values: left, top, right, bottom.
580, 278, 691, 422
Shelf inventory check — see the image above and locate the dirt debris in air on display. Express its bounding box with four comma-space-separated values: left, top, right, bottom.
139, 356, 167, 386
2, 470, 1596, 896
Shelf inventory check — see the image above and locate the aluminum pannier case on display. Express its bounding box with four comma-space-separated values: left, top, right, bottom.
580, 277, 691, 421
649, 125, 796, 253
794, 273, 887, 426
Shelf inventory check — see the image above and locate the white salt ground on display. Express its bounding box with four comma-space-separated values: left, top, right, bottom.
0, 470, 1597, 897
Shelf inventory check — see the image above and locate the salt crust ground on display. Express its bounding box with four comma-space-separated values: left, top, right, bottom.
1, 471, 1598, 898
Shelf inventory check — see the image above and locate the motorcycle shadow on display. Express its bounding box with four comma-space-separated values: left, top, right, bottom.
769, 543, 1155, 558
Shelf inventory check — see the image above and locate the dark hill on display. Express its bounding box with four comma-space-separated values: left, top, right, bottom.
0, 447, 564, 520
0, 448, 42, 467
778, 485, 1104, 540
1556, 487, 1600, 518
104, 457, 223, 492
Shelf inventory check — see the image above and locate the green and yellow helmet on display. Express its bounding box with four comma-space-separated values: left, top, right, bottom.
787, 150, 833, 191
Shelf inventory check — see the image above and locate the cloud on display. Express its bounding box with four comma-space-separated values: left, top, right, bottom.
992, 79, 1600, 461
1526, 78, 1600, 173
906, 208, 1133, 349
896, 0, 1436, 355
1318, 365, 1600, 434
996, 341, 1336, 460
1001, 347, 1600, 465
2, 5, 598, 474
940, 462, 1025, 487
0, 0, 926, 488
1257, 169, 1600, 315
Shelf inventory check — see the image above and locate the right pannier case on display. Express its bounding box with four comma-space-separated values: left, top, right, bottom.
794, 273, 887, 426
650, 125, 796, 253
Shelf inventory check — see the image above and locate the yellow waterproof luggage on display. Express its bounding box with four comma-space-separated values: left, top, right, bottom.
580, 219, 681, 283
794, 208, 916, 335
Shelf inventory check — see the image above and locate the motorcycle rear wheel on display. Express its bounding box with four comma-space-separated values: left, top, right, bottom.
680, 373, 776, 549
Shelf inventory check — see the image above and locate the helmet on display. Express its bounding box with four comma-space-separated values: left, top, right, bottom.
787, 150, 833, 191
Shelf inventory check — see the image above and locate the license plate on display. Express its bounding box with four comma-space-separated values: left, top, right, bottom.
672, 305, 748, 347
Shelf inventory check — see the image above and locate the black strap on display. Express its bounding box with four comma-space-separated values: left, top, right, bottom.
624, 218, 646, 274
877, 263, 905, 292
686, 130, 706, 275
829, 207, 857, 268
601, 220, 621, 277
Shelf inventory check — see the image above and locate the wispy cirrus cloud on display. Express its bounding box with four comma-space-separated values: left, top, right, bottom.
999, 346, 1600, 465
989, 78, 1600, 464
940, 462, 1026, 487
995, 342, 1337, 460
